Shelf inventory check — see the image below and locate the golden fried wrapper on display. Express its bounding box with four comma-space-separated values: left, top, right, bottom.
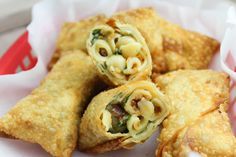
87, 20, 152, 86
48, 15, 108, 70
111, 8, 219, 75
79, 81, 169, 153
0, 51, 105, 157
49, 8, 219, 75
162, 108, 236, 157
154, 70, 235, 157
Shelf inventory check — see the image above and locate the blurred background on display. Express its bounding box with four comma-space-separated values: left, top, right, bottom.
0, 0, 236, 57
0, 0, 39, 56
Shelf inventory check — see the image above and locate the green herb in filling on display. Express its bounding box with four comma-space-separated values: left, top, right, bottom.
106, 101, 130, 133
91, 29, 102, 45
114, 48, 122, 55
121, 93, 132, 107
100, 62, 108, 70
113, 92, 123, 99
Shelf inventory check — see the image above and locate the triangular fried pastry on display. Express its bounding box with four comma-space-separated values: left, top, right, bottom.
154, 70, 236, 157
160, 108, 236, 157
0, 51, 104, 157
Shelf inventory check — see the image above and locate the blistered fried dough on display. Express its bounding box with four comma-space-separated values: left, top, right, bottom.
48, 15, 108, 70
87, 21, 152, 86
0, 51, 104, 157
161, 107, 236, 157
111, 8, 219, 75
79, 81, 169, 153
175, 109, 236, 157
154, 70, 230, 156
49, 8, 219, 74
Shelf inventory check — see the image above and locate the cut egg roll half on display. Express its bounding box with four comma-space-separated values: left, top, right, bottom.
50, 8, 219, 76
111, 8, 220, 77
48, 15, 108, 70
79, 81, 169, 153
87, 20, 152, 86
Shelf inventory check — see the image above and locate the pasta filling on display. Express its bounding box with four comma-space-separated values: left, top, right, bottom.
101, 90, 162, 137
87, 21, 151, 85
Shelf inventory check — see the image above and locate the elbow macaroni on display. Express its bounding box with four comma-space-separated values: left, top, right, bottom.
124, 57, 142, 74
92, 39, 113, 62
87, 21, 152, 85
120, 42, 142, 58
101, 85, 167, 143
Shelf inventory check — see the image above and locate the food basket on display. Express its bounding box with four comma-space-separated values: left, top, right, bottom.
0, 0, 236, 156
0, 32, 37, 75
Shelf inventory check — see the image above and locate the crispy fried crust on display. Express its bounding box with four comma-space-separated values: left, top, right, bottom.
48, 15, 108, 70
111, 8, 220, 75
49, 8, 219, 74
0, 131, 15, 139
0, 51, 104, 157
79, 81, 169, 153
154, 70, 234, 157
160, 108, 236, 157
175, 109, 236, 157
84, 138, 124, 153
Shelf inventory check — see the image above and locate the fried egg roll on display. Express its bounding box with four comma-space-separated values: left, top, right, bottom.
86, 21, 152, 86
50, 8, 219, 75
111, 8, 219, 76
165, 108, 236, 157
0, 51, 104, 157
48, 15, 108, 70
79, 81, 169, 153
154, 70, 236, 157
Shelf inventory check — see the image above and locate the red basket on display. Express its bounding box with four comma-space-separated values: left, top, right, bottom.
0, 31, 37, 75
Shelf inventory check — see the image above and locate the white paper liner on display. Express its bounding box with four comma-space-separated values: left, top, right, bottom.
0, 0, 235, 156
221, 6, 236, 135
